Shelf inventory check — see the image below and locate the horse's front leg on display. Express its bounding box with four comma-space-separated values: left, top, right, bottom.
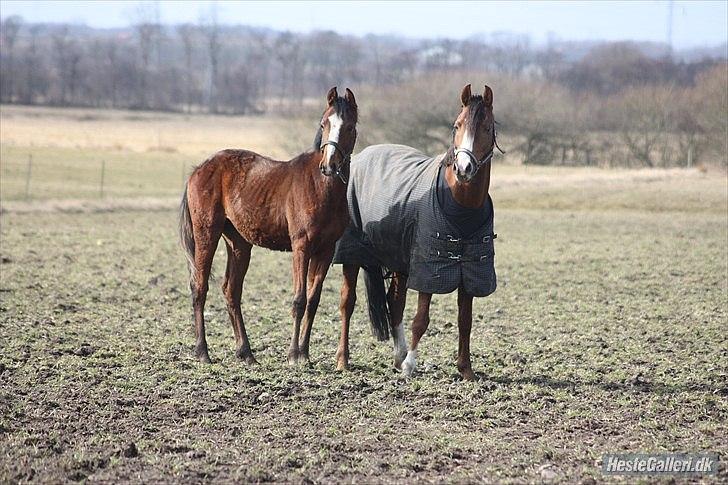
401, 292, 432, 377
457, 287, 475, 381
336, 264, 359, 371
288, 241, 311, 365
298, 247, 335, 364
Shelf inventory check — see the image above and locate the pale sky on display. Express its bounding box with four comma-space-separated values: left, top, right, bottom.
1, 0, 726, 49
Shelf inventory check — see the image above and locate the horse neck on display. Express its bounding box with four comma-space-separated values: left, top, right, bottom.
445, 162, 491, 208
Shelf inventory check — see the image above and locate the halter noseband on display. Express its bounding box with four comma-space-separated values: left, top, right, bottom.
320, 140, 352, 184
452, 147, 494, 173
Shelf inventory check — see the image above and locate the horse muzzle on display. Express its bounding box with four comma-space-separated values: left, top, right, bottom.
320, 162, 338, 177
454, 153, 476, 183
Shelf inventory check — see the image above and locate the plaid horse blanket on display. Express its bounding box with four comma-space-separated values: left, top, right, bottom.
332, 144, 497, 297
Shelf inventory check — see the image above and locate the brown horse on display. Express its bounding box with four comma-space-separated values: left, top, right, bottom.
179, 87, 358, 364
335, 84, 499, 380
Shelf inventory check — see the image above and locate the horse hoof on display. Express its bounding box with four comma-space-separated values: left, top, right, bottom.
401, 350, 417, 377
238, 353, 258, 365
335, 350, 349, 371
459, 368, 475, 381
195, 345, 211, 364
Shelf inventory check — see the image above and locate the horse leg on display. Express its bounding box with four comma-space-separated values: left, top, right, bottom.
190, 221, 224, 364
288, 243, 311, 365
457, 287, 475, 381
388, 272, 409, 369
298, 247, 335, 364
401, 292, 432, 377
221, 223, 257, 364
336, 264, 359, 371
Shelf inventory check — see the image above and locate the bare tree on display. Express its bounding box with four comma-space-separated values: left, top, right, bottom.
135, 22, 157, 108
201, 6, 221, 114
20, 24, 43, 104
1, 16, 22, 102
248, 31, 270, 110
177, 24, 196, 113
105, 40, 119, 107
274, 31, 296, 108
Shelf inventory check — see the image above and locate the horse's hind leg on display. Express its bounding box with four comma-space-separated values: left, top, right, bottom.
336, 264, 359, 371
387, 272, 408, 369
221, 222, 256, 364
298, 247, 335, 364
190, 216, 224, 364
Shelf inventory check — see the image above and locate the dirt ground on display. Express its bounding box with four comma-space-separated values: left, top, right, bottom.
1, 169, 726, 482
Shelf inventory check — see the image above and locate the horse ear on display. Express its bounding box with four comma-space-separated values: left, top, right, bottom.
460, 84, 472, 106
327, 86, 338, 106
483, 85, 493, 108
345, 88, 357, 108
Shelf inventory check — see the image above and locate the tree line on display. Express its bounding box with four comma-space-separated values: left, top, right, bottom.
1, 15, 726, 166
1, 16, 724, 113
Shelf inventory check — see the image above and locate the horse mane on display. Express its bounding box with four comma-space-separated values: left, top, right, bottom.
312, 95, 358, 151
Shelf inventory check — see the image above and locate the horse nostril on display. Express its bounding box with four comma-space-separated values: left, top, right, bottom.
465, 163, 473, 173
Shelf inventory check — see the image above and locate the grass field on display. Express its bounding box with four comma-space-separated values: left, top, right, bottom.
1, 105, 727, 482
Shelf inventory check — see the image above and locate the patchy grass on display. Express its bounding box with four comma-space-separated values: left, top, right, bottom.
1, 198, 726, 482
1, 104, 726, 481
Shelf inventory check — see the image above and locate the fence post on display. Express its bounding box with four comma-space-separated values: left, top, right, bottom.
24, 154, 33, 199
687, 144, 693, 168
100, 160, 106, 198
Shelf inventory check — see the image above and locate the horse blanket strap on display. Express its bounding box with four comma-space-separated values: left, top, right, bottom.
332, 144, 497, 297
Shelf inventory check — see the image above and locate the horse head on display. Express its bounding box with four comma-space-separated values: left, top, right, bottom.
316, 86, 358, 179
448, 84, 497, 183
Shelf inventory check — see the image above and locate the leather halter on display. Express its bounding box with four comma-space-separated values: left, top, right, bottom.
320, 140, 352, 184
444, 122, 503, 178
453, 147, 494, 173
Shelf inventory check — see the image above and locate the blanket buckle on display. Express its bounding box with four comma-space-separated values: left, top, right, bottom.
447, 251, 462, 261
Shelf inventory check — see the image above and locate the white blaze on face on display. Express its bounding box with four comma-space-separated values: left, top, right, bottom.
456, 127, 475, 173
325, 112, 344, 165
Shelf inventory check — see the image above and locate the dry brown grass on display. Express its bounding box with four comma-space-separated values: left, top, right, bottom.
0, 105, 295, 160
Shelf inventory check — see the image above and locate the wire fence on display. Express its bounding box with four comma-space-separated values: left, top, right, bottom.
3, 152, 192, 202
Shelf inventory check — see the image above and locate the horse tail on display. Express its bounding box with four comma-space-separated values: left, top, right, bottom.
362, 265, 391, 341
179, 184, 196, 286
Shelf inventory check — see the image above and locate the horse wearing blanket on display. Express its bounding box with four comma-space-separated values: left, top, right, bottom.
333, 84, 500, 380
